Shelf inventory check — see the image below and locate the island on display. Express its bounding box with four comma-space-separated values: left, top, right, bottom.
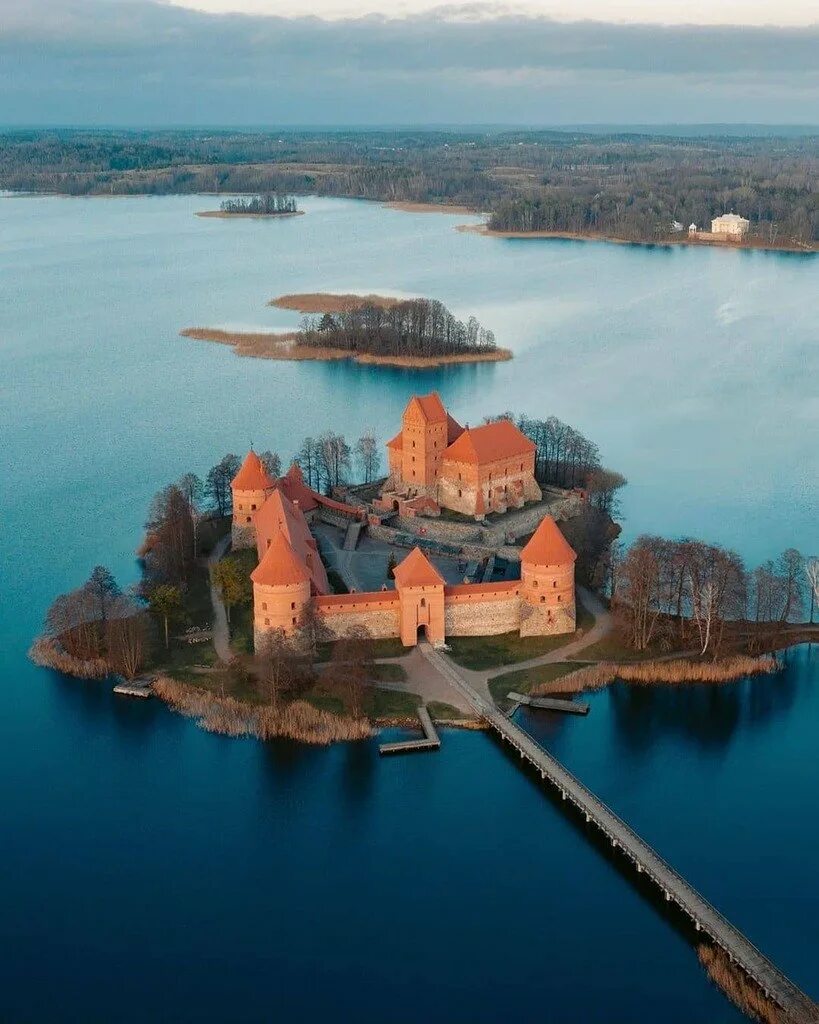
196, 192, 303, 219
32, 391, 816, 744
180, 296, 512, 368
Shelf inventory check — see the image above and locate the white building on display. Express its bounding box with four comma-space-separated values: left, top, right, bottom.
711, 212, 750, 238
688, 223, 697, 235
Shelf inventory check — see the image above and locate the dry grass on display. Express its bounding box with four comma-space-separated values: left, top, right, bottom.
532, 654, 779, 696
268, 292, 403, 313
28, 637, 110, 679
385, 200, 476, 215
153, 675, 372, 745
180, 327, 511, 368
697, 944, 786, 1024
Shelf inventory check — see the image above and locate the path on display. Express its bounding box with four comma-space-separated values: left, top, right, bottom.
422, 642, 819, 1024
208, 534, 232, 663
372, 586, 614, 708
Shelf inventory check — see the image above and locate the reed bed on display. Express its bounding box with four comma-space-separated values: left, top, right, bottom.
532, 654, 778, 696
28, 637, 110, 679
697, 944, 785, 1024
153, 675, 372, 745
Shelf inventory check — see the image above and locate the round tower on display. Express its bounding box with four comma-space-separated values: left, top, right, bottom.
250, 530, 312, 649
231, 451, 275, 549
519, 515, 577, 637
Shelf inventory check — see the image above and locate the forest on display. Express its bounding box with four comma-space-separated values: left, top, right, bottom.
219, 192, 298, 215
1, 128, 816, 245
297, 299, 498, 359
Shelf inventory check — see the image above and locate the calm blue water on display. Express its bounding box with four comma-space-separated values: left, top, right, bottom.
1, 194, 817, 1021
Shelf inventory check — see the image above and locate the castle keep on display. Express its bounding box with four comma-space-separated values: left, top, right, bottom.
383, 393, 542, 517
230, 395, 576, 651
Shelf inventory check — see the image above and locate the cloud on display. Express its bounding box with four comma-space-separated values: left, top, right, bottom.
1, 0, 817, 124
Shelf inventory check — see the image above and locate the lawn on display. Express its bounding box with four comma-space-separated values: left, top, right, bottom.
446, 599, 594, 670
316, 636, 406, 662
427, 701, 469, 721
364, 687, 421, 718
488, 661, 584, 706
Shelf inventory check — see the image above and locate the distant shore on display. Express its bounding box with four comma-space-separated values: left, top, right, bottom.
268, 292, 404, 314
457, 222, 817, 254
180, 326, 511, 368
195, 210, 305, 220
385, 200, 477, 215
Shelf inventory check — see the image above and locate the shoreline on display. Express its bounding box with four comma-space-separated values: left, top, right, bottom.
268, 292, 405, 314
385, 200, 478, 216
457, 222, 817, 254
195, 209, 305, 219
180, 326, 512, 368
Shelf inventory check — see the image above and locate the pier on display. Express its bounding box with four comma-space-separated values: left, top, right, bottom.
421, 643, 819, 1024
506, 692, 590, 715
379, 704, 441, 755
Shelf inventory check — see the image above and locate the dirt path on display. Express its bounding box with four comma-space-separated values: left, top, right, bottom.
374, 648, 474, 713
208, 534, 233, 663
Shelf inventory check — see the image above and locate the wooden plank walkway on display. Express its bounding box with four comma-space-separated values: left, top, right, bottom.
507, 692, 590, 715
420, 643, 819, 1024
379, 705, 441, 755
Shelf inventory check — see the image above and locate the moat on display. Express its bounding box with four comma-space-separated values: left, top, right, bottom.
1, 193, 817, 1021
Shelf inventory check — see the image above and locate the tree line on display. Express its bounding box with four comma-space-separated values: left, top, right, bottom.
614, 537, 818, 655
2, 128, 815, 245
219, 192, 298, 215
297, 299, 497, 359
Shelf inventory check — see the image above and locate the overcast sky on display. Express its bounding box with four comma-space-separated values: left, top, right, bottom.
1, 0, 817, 126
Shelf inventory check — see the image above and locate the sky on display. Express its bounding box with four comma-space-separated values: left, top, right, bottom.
1, 0, 817, 126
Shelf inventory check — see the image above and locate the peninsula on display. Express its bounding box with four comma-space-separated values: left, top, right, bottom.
181, 296, 512, 368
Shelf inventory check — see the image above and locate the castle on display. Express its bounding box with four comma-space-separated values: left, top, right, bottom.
231, 394, 576, 651
381, 392, 542, 517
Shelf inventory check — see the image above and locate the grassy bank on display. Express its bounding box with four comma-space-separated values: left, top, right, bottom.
488, 662, 584, 706
530, 654, 779, 696
153, 675, 372, 744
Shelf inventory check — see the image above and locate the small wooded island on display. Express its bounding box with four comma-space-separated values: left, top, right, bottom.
197, 192, 303, 219
181, 296, 511, 367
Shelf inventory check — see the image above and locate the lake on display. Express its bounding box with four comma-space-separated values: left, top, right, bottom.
0, 194, 816, 1021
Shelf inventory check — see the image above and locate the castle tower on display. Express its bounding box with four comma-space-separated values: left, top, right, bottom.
231, 451, 275, 548
393, 547, 446, 646
250, 530, 312, 648
519, 515, 577, 637
400, 393, 449, 493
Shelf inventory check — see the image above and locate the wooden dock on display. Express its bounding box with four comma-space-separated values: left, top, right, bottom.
507, 691, 590, 715
379, 705, 441, 755
112, 678, 153, 698
420, 643, 819, 1024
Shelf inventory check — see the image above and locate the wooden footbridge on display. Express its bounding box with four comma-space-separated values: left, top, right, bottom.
420, 643, 819, 1024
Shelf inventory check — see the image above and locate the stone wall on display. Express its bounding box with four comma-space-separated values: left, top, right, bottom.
316, 607, 400, 640
445, 595, 522, 637
519, 600, 576, 638
394, 515, 483, 544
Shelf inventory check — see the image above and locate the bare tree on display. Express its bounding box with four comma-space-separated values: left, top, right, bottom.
205, 453, 241, 518
258, 450, 281, 479
806, 557, 819, 624
105, 595, 149, 680
297, 436, 319, 490
177, 472, 203, 557
777, 548, 804, 623
355, 432, 380, 484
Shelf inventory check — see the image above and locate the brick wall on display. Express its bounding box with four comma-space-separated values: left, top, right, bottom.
444, 593, 522, 636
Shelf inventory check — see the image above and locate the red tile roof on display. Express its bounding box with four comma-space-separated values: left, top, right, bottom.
255, 487, 329, 593
251, 530, 311, 587
406, 392, 447, 424
232, 451, 275, 491
520, 515, 577, 566
274, 461, 319, 511
392, 547, 445, 588
442, 419, 534, 466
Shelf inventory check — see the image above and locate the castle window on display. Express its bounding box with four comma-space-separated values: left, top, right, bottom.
458, 489, 462, 497
262, 602, 267, 610
553, 581, 557, 587
420, 597, 426, 607
251, 504, 257, 511
412, 441, 416, 448
267, 539, 271, 548
533, 579, 537, 587
558, 596, 562, 602
265, 618, 270, 625
291, 602, 296, 610
292, 617, 297, 625
246, 516, 252, 523
541, 596, 545, 603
